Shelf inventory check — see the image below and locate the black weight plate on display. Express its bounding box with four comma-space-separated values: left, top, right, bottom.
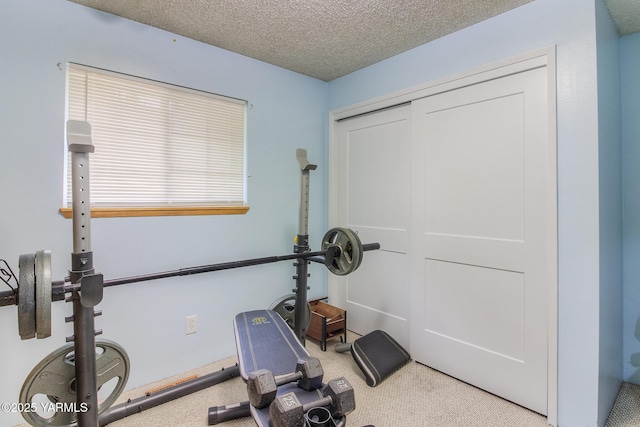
18, 253, 36, 340
20, 339, 130, 427
321, 228, 363, 276
269, 294, 312, 330
35, 250, 52, 339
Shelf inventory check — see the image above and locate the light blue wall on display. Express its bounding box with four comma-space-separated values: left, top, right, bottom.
0, 0, 632, 426
0, 1, 327, 426
622, 32, 640, 384
328, 0, 617, 425
595, 0, 623, 425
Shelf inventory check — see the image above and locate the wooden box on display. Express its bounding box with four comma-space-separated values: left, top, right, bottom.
307, 300, 347, 351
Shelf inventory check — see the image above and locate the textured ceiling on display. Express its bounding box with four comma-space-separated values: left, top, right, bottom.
605, 0, 640, 36
69, 0, 639, 82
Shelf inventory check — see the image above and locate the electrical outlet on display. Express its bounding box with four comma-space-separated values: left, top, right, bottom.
185, 315, 197, 335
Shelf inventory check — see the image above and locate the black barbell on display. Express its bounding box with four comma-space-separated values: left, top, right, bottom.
1, 227, 379, 340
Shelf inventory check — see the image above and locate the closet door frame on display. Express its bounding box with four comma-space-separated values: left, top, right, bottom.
327, 46, 557, 426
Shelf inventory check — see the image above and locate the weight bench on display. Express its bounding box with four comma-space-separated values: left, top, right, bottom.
209, 309, 349, 426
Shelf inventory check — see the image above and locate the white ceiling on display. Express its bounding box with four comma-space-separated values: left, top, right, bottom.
69, 0, 640, 82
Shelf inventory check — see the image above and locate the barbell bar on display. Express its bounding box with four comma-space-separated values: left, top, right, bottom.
3, 227, 379, 340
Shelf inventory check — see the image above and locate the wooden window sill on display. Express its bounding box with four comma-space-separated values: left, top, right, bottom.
59, 206, 250, 218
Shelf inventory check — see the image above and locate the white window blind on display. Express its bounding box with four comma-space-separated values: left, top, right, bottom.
66, 64, 246, 208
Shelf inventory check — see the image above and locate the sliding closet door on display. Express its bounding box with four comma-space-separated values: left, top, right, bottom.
332, 104, 410, 348
410, 66, 550, 414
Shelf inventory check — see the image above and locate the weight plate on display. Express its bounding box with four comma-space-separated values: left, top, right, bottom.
35, 250, 52, 339
321, 228, 363, 276
269, 294, 312, 330
18, 253, 36, 340
20, 339, 130, 427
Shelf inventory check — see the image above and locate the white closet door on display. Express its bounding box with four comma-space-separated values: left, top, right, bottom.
410, 66, 550, 414
332, 104, 411, 349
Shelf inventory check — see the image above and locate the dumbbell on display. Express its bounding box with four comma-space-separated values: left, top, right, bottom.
247, 356, 324, 408
269, 377, 355, 427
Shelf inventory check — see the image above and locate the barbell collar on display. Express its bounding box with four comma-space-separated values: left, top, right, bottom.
362, 243, 381, 251
0, 290, 15, 307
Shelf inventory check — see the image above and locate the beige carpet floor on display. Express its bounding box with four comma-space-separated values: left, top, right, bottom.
605, 382, 640, 427
13, 331, 640, 426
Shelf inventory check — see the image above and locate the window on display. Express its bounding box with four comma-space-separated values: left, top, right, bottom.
62, 64, 248, 218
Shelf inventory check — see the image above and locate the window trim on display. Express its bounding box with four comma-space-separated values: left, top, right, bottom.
59, 205, 249, 219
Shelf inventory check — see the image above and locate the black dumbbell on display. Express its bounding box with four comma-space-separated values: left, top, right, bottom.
269, 377, 355, 427
247, 356, 324, 408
